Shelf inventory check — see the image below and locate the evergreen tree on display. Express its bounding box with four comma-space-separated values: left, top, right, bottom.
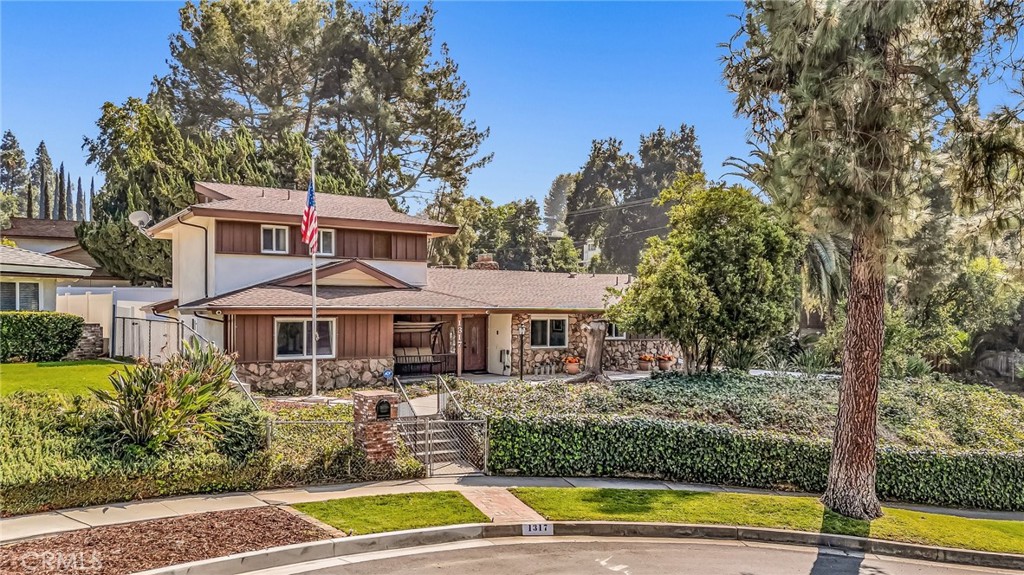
75, 177, 85, 221
152, 0, 490, 200
495, 199, 543, 270
601, 123, 703, 272
566, 139, 631, 244
725, 0, 1024, 519
56, 163, 67, 220
0, 130, 29, 216
542, 173, 576, 233
25, 181, 34, 219
65, 172, 74, 220
88, 177, 95, 220
29, 141, 53, 219
39, 176, 50, 220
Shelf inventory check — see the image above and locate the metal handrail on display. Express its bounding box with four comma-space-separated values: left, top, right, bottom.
392, 375, 418, 418
436, 374, 465, 417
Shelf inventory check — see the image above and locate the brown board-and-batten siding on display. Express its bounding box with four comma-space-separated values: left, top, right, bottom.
215, 221, 427, 261
229, 314, 394, 363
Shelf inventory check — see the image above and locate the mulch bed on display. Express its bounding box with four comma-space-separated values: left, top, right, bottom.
0, 506, 333, 575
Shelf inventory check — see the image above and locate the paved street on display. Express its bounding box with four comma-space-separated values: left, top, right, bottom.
320, 539, 1021, 575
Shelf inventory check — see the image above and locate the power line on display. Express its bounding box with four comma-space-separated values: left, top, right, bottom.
565, 196, 664, 218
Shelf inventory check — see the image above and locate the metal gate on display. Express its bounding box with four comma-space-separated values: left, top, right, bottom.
397, 418, 488, 477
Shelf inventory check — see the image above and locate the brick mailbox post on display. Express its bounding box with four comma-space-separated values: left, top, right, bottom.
352, 390, 400, 462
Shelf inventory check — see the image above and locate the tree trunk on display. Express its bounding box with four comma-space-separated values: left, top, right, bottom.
566, 319, 611, 384
822, 226, 885, 519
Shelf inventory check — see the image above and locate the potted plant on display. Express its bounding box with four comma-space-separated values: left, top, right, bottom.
564, 355, 582, 375
656, 353, 674, 371
638, 353, 654, 371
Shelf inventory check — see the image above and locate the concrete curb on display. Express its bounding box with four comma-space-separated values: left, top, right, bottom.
134, 521, 1024, 575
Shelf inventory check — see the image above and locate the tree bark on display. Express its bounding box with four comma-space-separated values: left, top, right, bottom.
566, 319, 611, 384
821, 226, 885, 519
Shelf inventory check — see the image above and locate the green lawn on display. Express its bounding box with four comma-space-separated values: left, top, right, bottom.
0, 360, 126, 396
293, 492, 488, 535
511, 488, 1024, 555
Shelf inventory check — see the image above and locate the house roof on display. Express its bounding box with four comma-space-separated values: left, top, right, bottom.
148, 182, 458, 237
180, 266, 628, 313
2, 217, 79, 240
0, 245, 94, 278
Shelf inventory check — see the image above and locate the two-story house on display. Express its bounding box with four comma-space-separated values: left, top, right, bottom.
149, 182, 679, 392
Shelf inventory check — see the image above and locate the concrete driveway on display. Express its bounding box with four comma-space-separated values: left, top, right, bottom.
314, 538, 1021, 575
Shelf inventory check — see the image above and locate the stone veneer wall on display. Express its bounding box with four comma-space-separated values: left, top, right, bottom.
236, 357, 395, 392
63, 323, 104, 361
509, 312, 681, 375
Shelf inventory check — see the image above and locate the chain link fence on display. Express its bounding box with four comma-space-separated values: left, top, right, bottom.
266, 419, 423, 482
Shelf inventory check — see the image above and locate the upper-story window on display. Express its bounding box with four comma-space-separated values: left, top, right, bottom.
318, 229, 335, 256
0, 281, 40, 311
261, 225, 289, 254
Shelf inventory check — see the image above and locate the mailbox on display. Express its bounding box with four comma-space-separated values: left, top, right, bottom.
375, 399, 392, 421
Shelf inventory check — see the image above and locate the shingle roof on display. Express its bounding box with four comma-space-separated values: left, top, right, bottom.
0, 245, 94, 275
191, 182, 456, 232
2, 217, 79, 240
182, 267, 628, 312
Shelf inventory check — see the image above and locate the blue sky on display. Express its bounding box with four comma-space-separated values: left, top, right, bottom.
1, 1, 749, 210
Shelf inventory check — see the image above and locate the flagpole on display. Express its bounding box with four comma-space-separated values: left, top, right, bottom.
310, 157, 318, 397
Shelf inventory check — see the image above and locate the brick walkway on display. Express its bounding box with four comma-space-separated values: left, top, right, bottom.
460, 488, 546, 523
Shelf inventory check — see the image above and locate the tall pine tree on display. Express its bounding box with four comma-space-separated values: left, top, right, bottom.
0, 130, 29, 217
88, 177, 95, 221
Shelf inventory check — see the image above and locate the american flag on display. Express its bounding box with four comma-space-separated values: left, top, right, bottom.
301, 169, 318, 254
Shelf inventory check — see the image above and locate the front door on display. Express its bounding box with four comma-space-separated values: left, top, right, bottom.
462, 316, 487, 372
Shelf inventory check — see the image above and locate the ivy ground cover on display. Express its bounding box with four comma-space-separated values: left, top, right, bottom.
455, 372, 1024, 451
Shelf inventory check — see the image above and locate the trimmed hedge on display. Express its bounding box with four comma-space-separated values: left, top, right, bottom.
488, 416, 1024, 511
0, 311, 84, 362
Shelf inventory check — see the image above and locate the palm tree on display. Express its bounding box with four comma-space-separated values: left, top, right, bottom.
727, 148, 850, 315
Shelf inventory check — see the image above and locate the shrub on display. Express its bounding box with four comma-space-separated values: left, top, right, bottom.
0, 312, 84, 362
488, 415, 1024, 510
214, 394, 269, 461
93, 341, 236, 451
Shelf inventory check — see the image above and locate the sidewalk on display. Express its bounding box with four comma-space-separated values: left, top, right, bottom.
3, 475, 1021, 544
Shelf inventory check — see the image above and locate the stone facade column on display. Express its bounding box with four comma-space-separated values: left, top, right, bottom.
352, 390, 400, 462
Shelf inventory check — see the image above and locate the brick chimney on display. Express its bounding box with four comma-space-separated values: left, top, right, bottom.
470, 253, 500, 270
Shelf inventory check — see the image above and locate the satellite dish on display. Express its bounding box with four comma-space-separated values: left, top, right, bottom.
128, 210, 153, 229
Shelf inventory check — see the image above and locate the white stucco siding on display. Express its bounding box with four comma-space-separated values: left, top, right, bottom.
180, 312, 226, 349
364, 260, 427, 286
0, 276, 60, 311
171, 217, 216, 304
214, 254, 313, 295
487, 313, 513, 375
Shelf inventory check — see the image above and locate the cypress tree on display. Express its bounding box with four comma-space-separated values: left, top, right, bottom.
56, 163, 66, 220
40, 175, 50, 220
75, 177, 85, 221
88, 177, 95, 221
66, 172, 74, 220
26, 181, 34, 218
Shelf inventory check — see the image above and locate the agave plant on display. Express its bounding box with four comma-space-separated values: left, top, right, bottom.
92, 341, 236, 451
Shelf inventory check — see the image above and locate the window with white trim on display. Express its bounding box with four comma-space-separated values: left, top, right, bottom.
274, 318, 335, 359
318, 229, 335, 256
0, 281, 40, 311
530, 317, 567, 348
606, 322, 627, 340
261, 225, 289, 254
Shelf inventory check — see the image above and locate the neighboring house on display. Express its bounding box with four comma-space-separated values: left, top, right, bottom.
150, 182, 679, 392
1, 217, 129, 287
0, 245, 94, 311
